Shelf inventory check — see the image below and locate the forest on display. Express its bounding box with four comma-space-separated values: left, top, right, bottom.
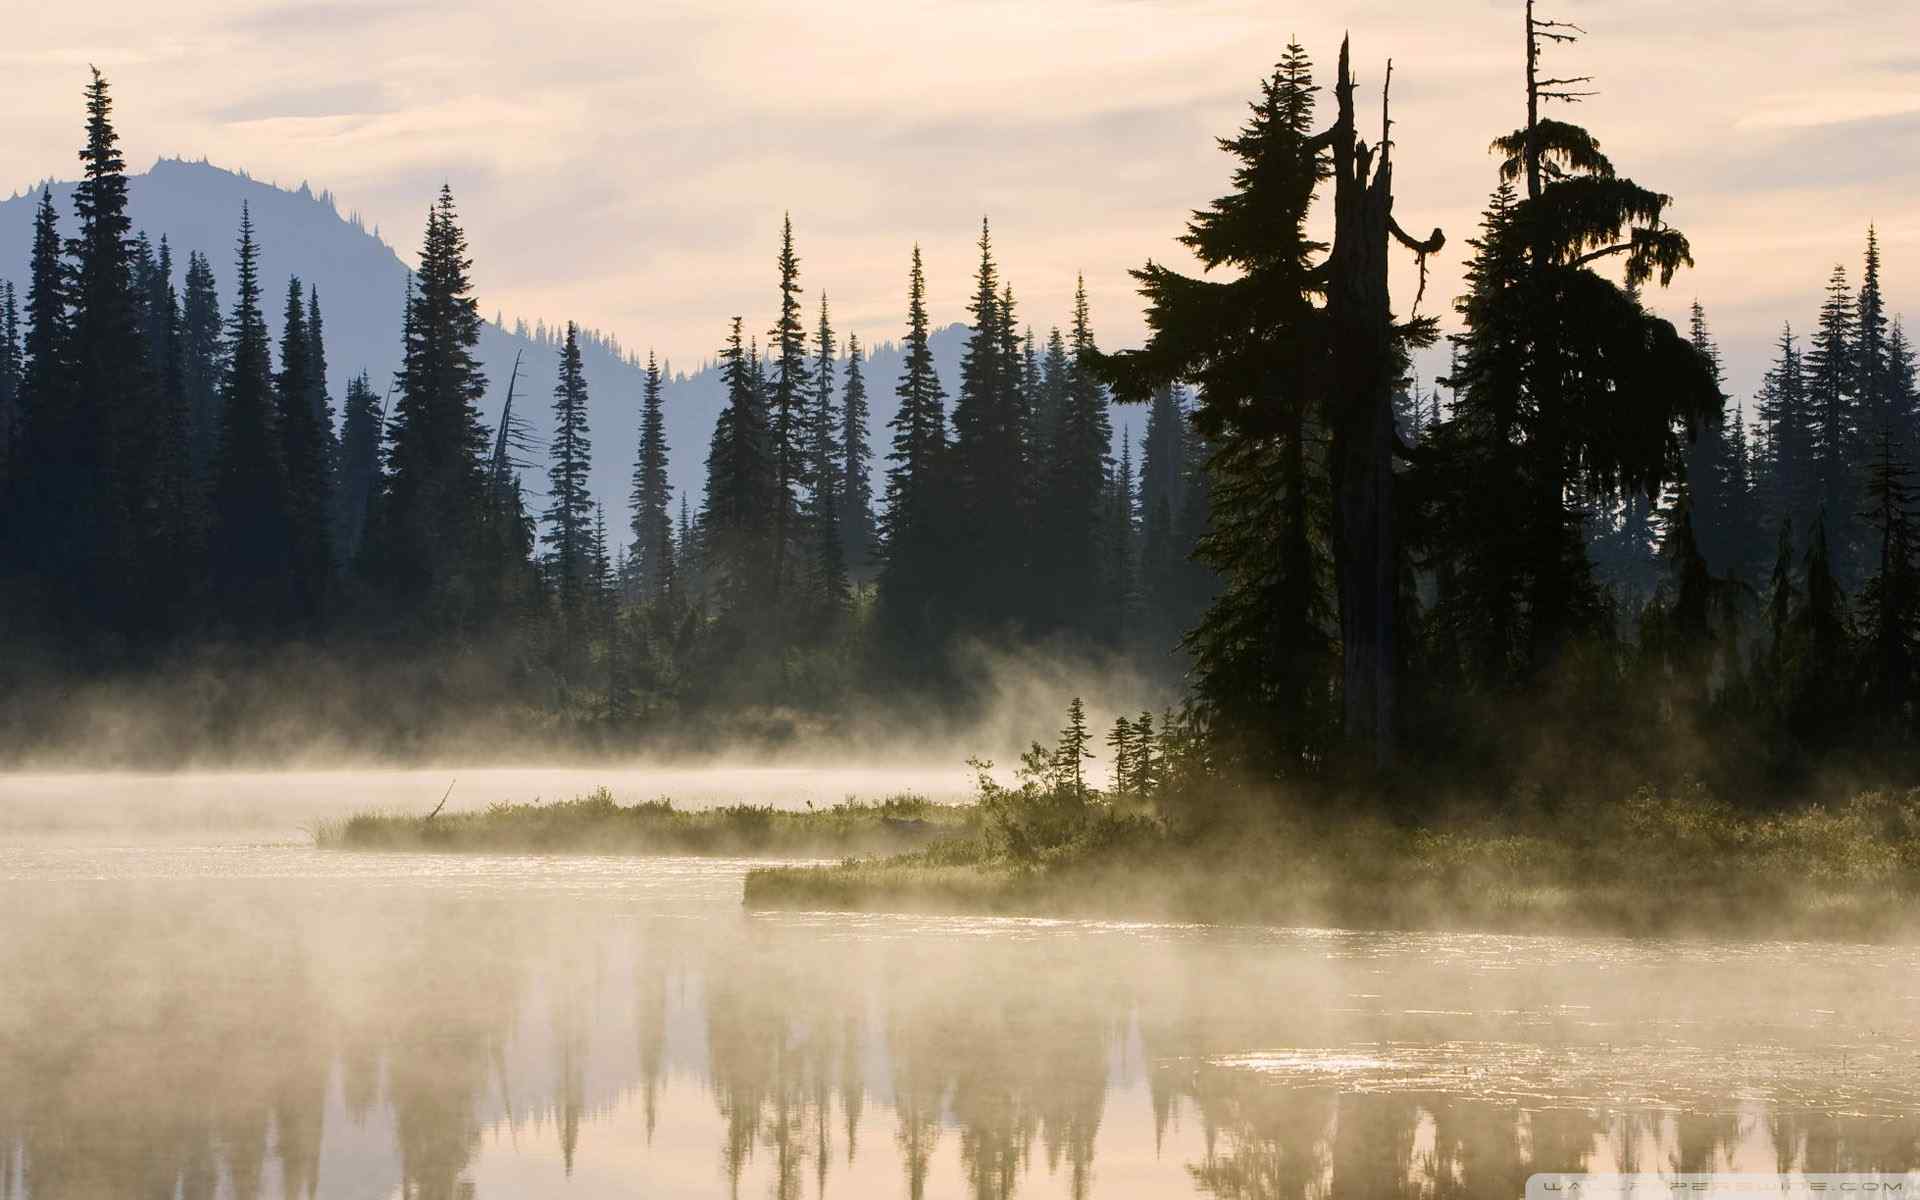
1, 13, 1917, 819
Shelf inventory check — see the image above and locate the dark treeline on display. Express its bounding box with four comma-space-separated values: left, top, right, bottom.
2, 14, 1917, 796
0, 71, 1207, 755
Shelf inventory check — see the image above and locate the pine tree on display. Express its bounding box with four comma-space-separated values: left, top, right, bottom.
368, 186, 494, 629
1806, 264, 1859, 574
767, 214, 812, 611
8, 188, 69, 584
305, 283, 339, 511
1040, 279, 1113, 639
0, 281, 18, 487
180, 249, 224, 481
1101, 43, 1332, 769
545, 322, 595, 657
877, 245, 950, 652
630, 350, 674, 601
702, 317, 775, 619
208, 205, 292, 628
1856, 228, 1894, 443
808, 293, 847, 615
1756, 322, 1813, 535
1859, 429, 1918, 730
839, 332, 874, 576
1053, 697, 1093, 795
334, 371, 382, 563
66, 68, 153, 633
951, 219, 1028, 628
275, 278, 333, 622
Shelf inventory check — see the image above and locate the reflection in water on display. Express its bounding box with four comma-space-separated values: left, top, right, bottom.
1, 847, 1917, 1199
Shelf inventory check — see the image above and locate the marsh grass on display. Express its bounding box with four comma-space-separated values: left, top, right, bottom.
745, 783, 1920, 941
316, 788, 969, 856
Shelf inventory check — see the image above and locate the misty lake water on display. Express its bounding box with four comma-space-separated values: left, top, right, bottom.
4, 771, 1920, 1198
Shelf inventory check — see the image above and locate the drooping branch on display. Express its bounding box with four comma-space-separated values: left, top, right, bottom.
1389, 217, 1447, 312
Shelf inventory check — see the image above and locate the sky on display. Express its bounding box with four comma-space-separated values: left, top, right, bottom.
5, 0, 1918, 401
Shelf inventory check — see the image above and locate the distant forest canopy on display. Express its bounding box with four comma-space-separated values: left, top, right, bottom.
0, 9, 1916, 794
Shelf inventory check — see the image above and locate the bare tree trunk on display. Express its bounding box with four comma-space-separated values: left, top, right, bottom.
1323, 40, 1442, 773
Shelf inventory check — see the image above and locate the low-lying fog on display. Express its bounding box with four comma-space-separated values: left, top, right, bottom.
0, 763, 980, 840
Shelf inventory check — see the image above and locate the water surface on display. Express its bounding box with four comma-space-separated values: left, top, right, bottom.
2, 779, 1917, 1199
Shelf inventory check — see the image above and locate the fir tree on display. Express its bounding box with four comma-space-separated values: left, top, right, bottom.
630, 350, 674, 601
334, 371, 382, 563
305, 283, 338, 505
208, 205, 291, 628
180, 250, 224, 481
1053, 697, 1093, 795
276, 277, 333, 622
1859, 429, 1918, 728
0, 281, 18, 487
8, 188, 69, 583
1756, 323, 1813, 534
66, 68, 152, 632
702, 317, 775, 620
368, 186, 494, 629
839, 332, 874, 576
1681, 301, 1738, 575
951, 219, 1028, 627
877, 245, 950, 651
1040, 279, 1113, 639
1806, 264, 1859, 572
545, 322, 595, 654
1856, 228, 1894, 443
767, 214, 812, 610
809, 293, 848, 615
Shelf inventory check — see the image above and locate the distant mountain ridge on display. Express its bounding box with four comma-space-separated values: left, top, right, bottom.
0, 159, 1127, 535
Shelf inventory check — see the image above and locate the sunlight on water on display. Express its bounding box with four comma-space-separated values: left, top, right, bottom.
3, 779, 1918, 1199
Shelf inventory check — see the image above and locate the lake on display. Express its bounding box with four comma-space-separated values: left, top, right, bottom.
2, 771, 1917, 1198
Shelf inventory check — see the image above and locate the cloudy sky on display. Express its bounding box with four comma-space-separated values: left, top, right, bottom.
5, 0, 1917, 399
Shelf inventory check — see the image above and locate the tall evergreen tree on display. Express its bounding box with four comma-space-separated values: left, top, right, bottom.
208, 206, 291, 629
951, 219, 1027, 627
1756, 322, 1813, 534
1806, 263, 1859, 573
1101, 44, 1336, 769
180, 250, 224, 481
1040, 279, 1113, 639
8, 188, 69, 584
1859, 429, 1918, 729
137, 235, 199, 627
0, 281, 18, 488
767, 215, 812, 610
305, 283, 338, 513
334, 371, 382, 563
877, 245, 950, 651
1856, 227, 1894, 443
66, 68, 152, 632
702, 317, 775, 620
630, 350, 675, 602
1681, 301, 1738, 574
545, 322, 595, 655
839, 332, 874, 576
368, 187, 494, 629
276, 277, 333, 622
808, 294, 848, 615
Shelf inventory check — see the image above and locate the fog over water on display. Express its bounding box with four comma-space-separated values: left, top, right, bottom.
3, 773, 1919, 1199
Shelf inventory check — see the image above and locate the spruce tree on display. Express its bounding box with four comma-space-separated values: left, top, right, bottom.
1100, 43, 1335, 770
839, 332, 874, 576
139, 235, 199, 627
305, 283, 339, 508
66, 68, 152, 633
767, 214, 812, 610
807, 296, 848, 618
8, 188, 69, 584
1806, 264, 1859, 574
1860, 429, 1918, 729
208, 205, 292, 629
630, 350, 675, 602
951, 219, 1027, 627
334, 371, 382, 563
180, 250, 225, 481
1756, 323, 1813, 535
1856, 228, 1894, 443
545, 322, 595, 657
1681, 301, 1738, 574
276, 277, 333, 622
1041, 279, 1113, 639
877, 245, 950, 652
368, 186, 493, 629
0, 282, 17, 488
702, 317, 775, 620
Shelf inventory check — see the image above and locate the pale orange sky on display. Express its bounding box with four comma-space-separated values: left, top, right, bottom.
5, 0, 1917, 399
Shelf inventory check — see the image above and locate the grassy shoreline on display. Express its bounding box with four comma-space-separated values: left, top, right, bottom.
745, 786, 1920, 942
314, 788, 969, 857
